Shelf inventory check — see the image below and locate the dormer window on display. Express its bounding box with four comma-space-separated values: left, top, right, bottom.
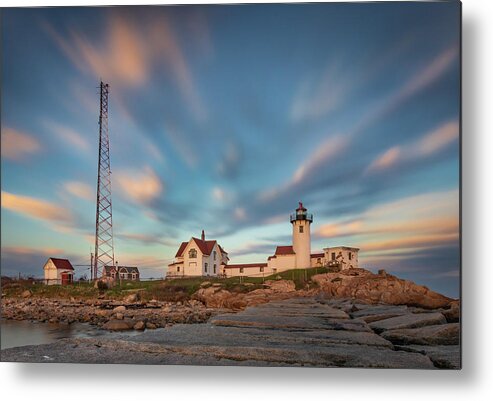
189, 248, 197, 258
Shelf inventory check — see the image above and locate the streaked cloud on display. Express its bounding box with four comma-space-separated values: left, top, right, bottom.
417, 120, 459, 157
44, 12, 207, 121
351, 47, 459, 138
316, 189, 459, 258
43, 120, 90, 153
259, 134, 349, 202
432, 269, 460, 278
361, 232, 458, 253
1, 127, 42, 161
290, 62, 349, 122
366, 146, 402, 173
114, 166, 163, 204
163, 122, 198, 168
63, 181, 94, 201
1, 191, 73, 224
117, 232, 175, 247
366, 120, 459, 174
217, 142, 242, 179
43, 16, 147, 87
399, 47, 458, 101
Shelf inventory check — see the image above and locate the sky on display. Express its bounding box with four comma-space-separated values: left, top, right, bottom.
1, 3, 460, 297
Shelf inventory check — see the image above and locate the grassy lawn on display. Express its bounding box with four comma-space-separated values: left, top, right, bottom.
2, 267, 329, 300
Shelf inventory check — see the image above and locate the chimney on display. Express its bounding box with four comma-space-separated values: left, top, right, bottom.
201, 230, 205, 241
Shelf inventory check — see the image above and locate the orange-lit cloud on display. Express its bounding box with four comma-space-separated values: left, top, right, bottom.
114, 166, 163, 204
63, 181, 94, 201
399, 47, 458, 101
316, 189, 459, 255
366, 120, 459, 174
2, 246, 64, 257
44, 13, 207, 121
1, 127, 42, 161
1, 191, 73, 224
366, 146, 401, 173
417, 120, 459, 157
360, 232, 458, 252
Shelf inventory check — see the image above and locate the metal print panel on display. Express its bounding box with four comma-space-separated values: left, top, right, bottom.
0, 1, 461, 369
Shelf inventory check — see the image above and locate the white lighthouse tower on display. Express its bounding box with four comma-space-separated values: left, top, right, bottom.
291, 202, 313, 269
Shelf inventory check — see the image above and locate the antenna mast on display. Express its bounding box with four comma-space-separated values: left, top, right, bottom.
93, 81, 115, 279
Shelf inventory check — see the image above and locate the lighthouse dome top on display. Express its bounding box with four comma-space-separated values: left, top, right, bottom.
290, 202, 313, 223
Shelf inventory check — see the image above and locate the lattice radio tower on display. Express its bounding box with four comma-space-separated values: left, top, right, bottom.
93, 81, 115, 280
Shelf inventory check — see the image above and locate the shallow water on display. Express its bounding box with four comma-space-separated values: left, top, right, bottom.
0, 319, 140, 350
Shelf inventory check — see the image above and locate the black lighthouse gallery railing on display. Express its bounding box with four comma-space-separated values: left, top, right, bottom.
290, 213, 313, 222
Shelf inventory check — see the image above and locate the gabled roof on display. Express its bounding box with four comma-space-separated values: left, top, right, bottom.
224, 263, 267, 269
119, 266, 139, 274
49, 258, 74, 270
175, 242, 188, 257
191, 237, 217, 255
103, 266, 117, 274
103, 266, 139, 274
274, 246, 295, 255
176, 237, 227, 257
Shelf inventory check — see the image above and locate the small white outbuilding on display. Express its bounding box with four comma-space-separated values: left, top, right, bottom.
43, 257, 75, 285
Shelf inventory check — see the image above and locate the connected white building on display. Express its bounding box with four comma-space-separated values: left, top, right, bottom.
167, 203, 359, 278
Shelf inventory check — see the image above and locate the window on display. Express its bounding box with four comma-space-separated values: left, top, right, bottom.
177, 266, 180, 272
260, 267, 264, 273
349, 252, 352, 260
189, 248, 197, 258
205, 263, 208, 272
272, 268, 277, 274
317, 258, 321, 264
299, 225, 304, 233
213, 251, 216, 260
213, 264, 216, 274
239, 267, 244, 273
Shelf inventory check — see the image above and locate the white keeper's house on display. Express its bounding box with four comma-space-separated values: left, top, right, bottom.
167, 203, 359, 278
167, 230, 229, 277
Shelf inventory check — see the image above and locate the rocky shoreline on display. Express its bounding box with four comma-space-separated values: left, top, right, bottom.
1, 296, 216, 331
1, 297, 460, 368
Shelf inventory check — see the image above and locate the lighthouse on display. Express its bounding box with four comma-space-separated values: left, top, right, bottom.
290, 202, 313, 268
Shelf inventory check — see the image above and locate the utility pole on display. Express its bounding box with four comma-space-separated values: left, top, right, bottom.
93, 81, 115, 280
90, 252, 94, 281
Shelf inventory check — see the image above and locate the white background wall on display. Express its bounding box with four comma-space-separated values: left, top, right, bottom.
1, 0, 491, 400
